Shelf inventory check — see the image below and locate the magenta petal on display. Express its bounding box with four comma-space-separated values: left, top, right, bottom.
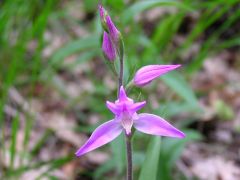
130, 101, 146, 112
134, 65, 181, 86
106, 15, 120, 43
118, 86, 128, 101
134, 113, 185, 138
75, 120, 122, 157
102, 31, 117, 61
106, 101, 120, 115
98, 4, 105, 19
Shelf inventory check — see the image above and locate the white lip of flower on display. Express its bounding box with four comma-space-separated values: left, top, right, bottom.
120, 111, 133, 135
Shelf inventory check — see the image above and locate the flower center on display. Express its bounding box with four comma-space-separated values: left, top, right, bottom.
120, 111, 133, 135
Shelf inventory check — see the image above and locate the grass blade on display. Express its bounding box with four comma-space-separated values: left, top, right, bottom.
121, 0, 193, 24
10, 114, 20, 170
139, 136, 161, 180
161, 71, 198, 107
158, 130, 202, 179
50, 35, 99, 66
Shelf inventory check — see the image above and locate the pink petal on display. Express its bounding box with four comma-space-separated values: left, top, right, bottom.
134, 65, 181, 86
106, 101, 120, 115
129, 101, 146, 112
134, 113, 185, 138
102, 31, 117, 61
121, 112, 134, 135
98, 4, 105, 19
106, 15, 120, 43
75, 120, 122, 157
118, 86, 128, 102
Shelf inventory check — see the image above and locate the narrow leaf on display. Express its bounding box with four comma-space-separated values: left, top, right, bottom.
161, 71, 198, 107
10, 115, 19, 169
50, 35, 99, 65
121, 0, 193, 24
158, 130, 202, 179
139, 136, 161, 180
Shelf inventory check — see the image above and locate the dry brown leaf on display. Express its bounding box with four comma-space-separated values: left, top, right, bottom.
42, 112, 87, 147
20, 165, 67, 180
191, 156, 240, 180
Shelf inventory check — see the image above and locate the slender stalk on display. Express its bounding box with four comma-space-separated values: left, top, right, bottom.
117, 37, 133, 180
118, 37, 124, 88
125, 134, 133, 180
119, 54, 124, 87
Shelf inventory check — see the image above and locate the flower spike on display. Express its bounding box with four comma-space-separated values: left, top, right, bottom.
99, 4, 120, 61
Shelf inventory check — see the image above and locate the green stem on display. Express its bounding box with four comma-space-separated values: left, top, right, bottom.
117, 36, 133, 180
118, 37, 124, 89
125, 134, 133, 180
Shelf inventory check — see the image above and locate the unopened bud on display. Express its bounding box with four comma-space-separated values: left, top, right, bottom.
102, 31, 117, 61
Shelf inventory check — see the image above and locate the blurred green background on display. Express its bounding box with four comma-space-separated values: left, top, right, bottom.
0, 0, 240, 179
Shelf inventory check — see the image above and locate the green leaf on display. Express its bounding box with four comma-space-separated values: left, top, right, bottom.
64, 49, 101, 69
161, 71, 198, 107
107, 0, 125, 10
10, 114, 20, 170
139, 136, 161, 180
152, 12, 185, 51
83, 0, 97, 12
5, 156, 73, 178
214, 99, 235, 121
50, 35, 99, 66
158, 130, 202, 179
121, 0, 193, 24
31, 129, 53, 155
94, 133, 126, 179
110, 133, 126, 174
94, 159, 116, 179
154, 101, 200, 119
35, 156, 73, 180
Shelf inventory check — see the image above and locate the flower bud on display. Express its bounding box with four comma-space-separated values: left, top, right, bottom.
134, 65, 181, 86
99, 4, 105, 19
98, 4, 108, 31
102, 31, 117, 61
106, 15, 120, 44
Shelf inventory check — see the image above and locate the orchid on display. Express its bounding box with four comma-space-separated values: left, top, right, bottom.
134, 64, 181, 86
75, 86, 185, 156
76, 5, 186, 180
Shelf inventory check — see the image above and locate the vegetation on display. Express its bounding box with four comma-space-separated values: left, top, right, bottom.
0, 0, 239, 179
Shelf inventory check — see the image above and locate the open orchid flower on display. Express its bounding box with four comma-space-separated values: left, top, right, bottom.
134, 64, 181, 86
75, 86, 185, 157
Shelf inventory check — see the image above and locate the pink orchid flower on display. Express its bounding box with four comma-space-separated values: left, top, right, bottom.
75, 86, 185, 157
134, 65, 181, 86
